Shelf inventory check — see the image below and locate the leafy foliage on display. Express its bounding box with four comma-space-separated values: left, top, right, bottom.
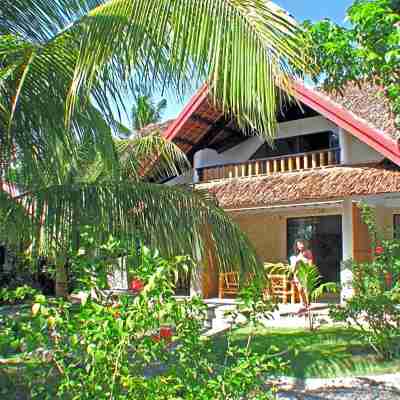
1, 0, 301, 294
0, 237, 285, 399
130, 95, 168, 134
0, 285, 40, 305
294, 261, 338, 331
303, 0, 400, 129
0, 0, 307, 162
330, 204, 400, 360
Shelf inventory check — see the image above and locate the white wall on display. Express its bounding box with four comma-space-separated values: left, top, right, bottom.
276, 116, 336, 139
339, 128, 384, 164
164, 170, 194, 186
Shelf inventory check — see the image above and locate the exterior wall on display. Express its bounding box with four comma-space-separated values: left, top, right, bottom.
230, 213, 286, 263
339, 128, 384, 164
341, 199, 397, 301
230, 206, 341, 265
164, 170, 193, 186
276, 116, 336, 139
194, 137, 264, 170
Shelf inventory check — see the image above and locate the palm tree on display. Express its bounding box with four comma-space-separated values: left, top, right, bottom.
0, 0, 309, 295
295, 262, 338, 330
131, 96, 168, 133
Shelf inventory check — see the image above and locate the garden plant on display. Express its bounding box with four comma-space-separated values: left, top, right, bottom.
0, 234, 286, 399
330, 205, 400, 360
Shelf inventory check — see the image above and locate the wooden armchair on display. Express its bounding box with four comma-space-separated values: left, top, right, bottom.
265, 274, 299, 304
219, 272, 239, 298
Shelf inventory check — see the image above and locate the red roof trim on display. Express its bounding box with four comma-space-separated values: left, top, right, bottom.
164, 84, 209, 141
293, 82, 400, 166
164, 82, 400, 166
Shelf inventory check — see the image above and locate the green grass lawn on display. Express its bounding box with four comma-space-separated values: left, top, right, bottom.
211, 326, 400, 379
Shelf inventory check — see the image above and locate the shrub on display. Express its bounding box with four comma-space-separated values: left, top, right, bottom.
0, 237, 284, 399
0, 285, 40, 305
330, 205, 400, 359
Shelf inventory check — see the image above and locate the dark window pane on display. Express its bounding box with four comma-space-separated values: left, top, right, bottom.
251, 131, 337, 160
287, 215, 342, 283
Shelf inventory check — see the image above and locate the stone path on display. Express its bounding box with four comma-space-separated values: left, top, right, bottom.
275, 374, 400, 399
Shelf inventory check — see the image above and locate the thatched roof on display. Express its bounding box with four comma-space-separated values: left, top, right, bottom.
197, 163, 400, 209
137, 119, 175, 137
320, 82, 400, 140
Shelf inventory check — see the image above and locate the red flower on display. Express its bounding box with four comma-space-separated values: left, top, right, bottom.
160, 326, 173, 340
152, 327, 173, 344
375, 246, 384, 255
130, 278, 144, 293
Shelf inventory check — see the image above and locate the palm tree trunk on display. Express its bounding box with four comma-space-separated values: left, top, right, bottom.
55, 255, 68, 297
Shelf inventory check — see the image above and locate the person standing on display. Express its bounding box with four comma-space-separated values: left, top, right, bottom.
290, 239, 314, 307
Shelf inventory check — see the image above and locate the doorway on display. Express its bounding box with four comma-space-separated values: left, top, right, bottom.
287, 215, 342, 283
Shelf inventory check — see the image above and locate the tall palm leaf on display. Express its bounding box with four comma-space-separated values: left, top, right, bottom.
0, 0, 308, 296
0, 0, 307, 149
4, 131, 260, 295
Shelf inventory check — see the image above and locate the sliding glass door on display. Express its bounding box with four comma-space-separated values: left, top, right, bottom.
287, 215, 342, 283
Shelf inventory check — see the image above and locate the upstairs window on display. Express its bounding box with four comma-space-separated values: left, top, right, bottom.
251, 131, 339, 160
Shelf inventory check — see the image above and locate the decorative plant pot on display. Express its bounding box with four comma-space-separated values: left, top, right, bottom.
129, 278, 144, 293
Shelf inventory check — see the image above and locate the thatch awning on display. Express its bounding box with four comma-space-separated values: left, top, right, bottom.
196, 163, 400, 210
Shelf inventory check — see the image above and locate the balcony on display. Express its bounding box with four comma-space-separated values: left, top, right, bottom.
197, 148, 340, 182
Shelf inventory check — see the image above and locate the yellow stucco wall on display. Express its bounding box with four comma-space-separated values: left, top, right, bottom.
230, 207, 341, 264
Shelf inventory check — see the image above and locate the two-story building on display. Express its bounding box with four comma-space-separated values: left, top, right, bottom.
158, 81, 400, 302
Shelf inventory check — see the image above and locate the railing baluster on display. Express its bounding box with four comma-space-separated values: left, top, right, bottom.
288, 157, 294, 171
328, 150, 334, 165
296, 156, 301, 170
196, 147, 340, 182
318, 152, 323, 167
312, 153, 317, 168
280, 158, 286, 172
304, 154, 309, 169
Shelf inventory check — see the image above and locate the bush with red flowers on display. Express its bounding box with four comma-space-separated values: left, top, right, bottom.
0, 241, 284, 399
330, 204, 400, 360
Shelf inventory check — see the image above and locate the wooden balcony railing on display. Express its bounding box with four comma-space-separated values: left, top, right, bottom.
197, 148, 340, 182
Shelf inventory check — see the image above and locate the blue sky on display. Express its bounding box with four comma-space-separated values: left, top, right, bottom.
124, 0, 354, 127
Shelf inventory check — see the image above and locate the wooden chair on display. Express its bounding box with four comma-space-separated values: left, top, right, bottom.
219, 272, 239, 298
266, 274, 299, 304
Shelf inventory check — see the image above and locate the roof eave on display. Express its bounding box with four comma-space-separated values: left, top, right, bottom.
292, 82, 400, 166
163, 82, 400, 166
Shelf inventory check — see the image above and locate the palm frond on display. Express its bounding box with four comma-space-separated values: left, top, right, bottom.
312, 282, 338, 302
1, 181, 261, 274
70, 0, 307, 137
1, 0, 307, 139
115, 133, 190, 182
